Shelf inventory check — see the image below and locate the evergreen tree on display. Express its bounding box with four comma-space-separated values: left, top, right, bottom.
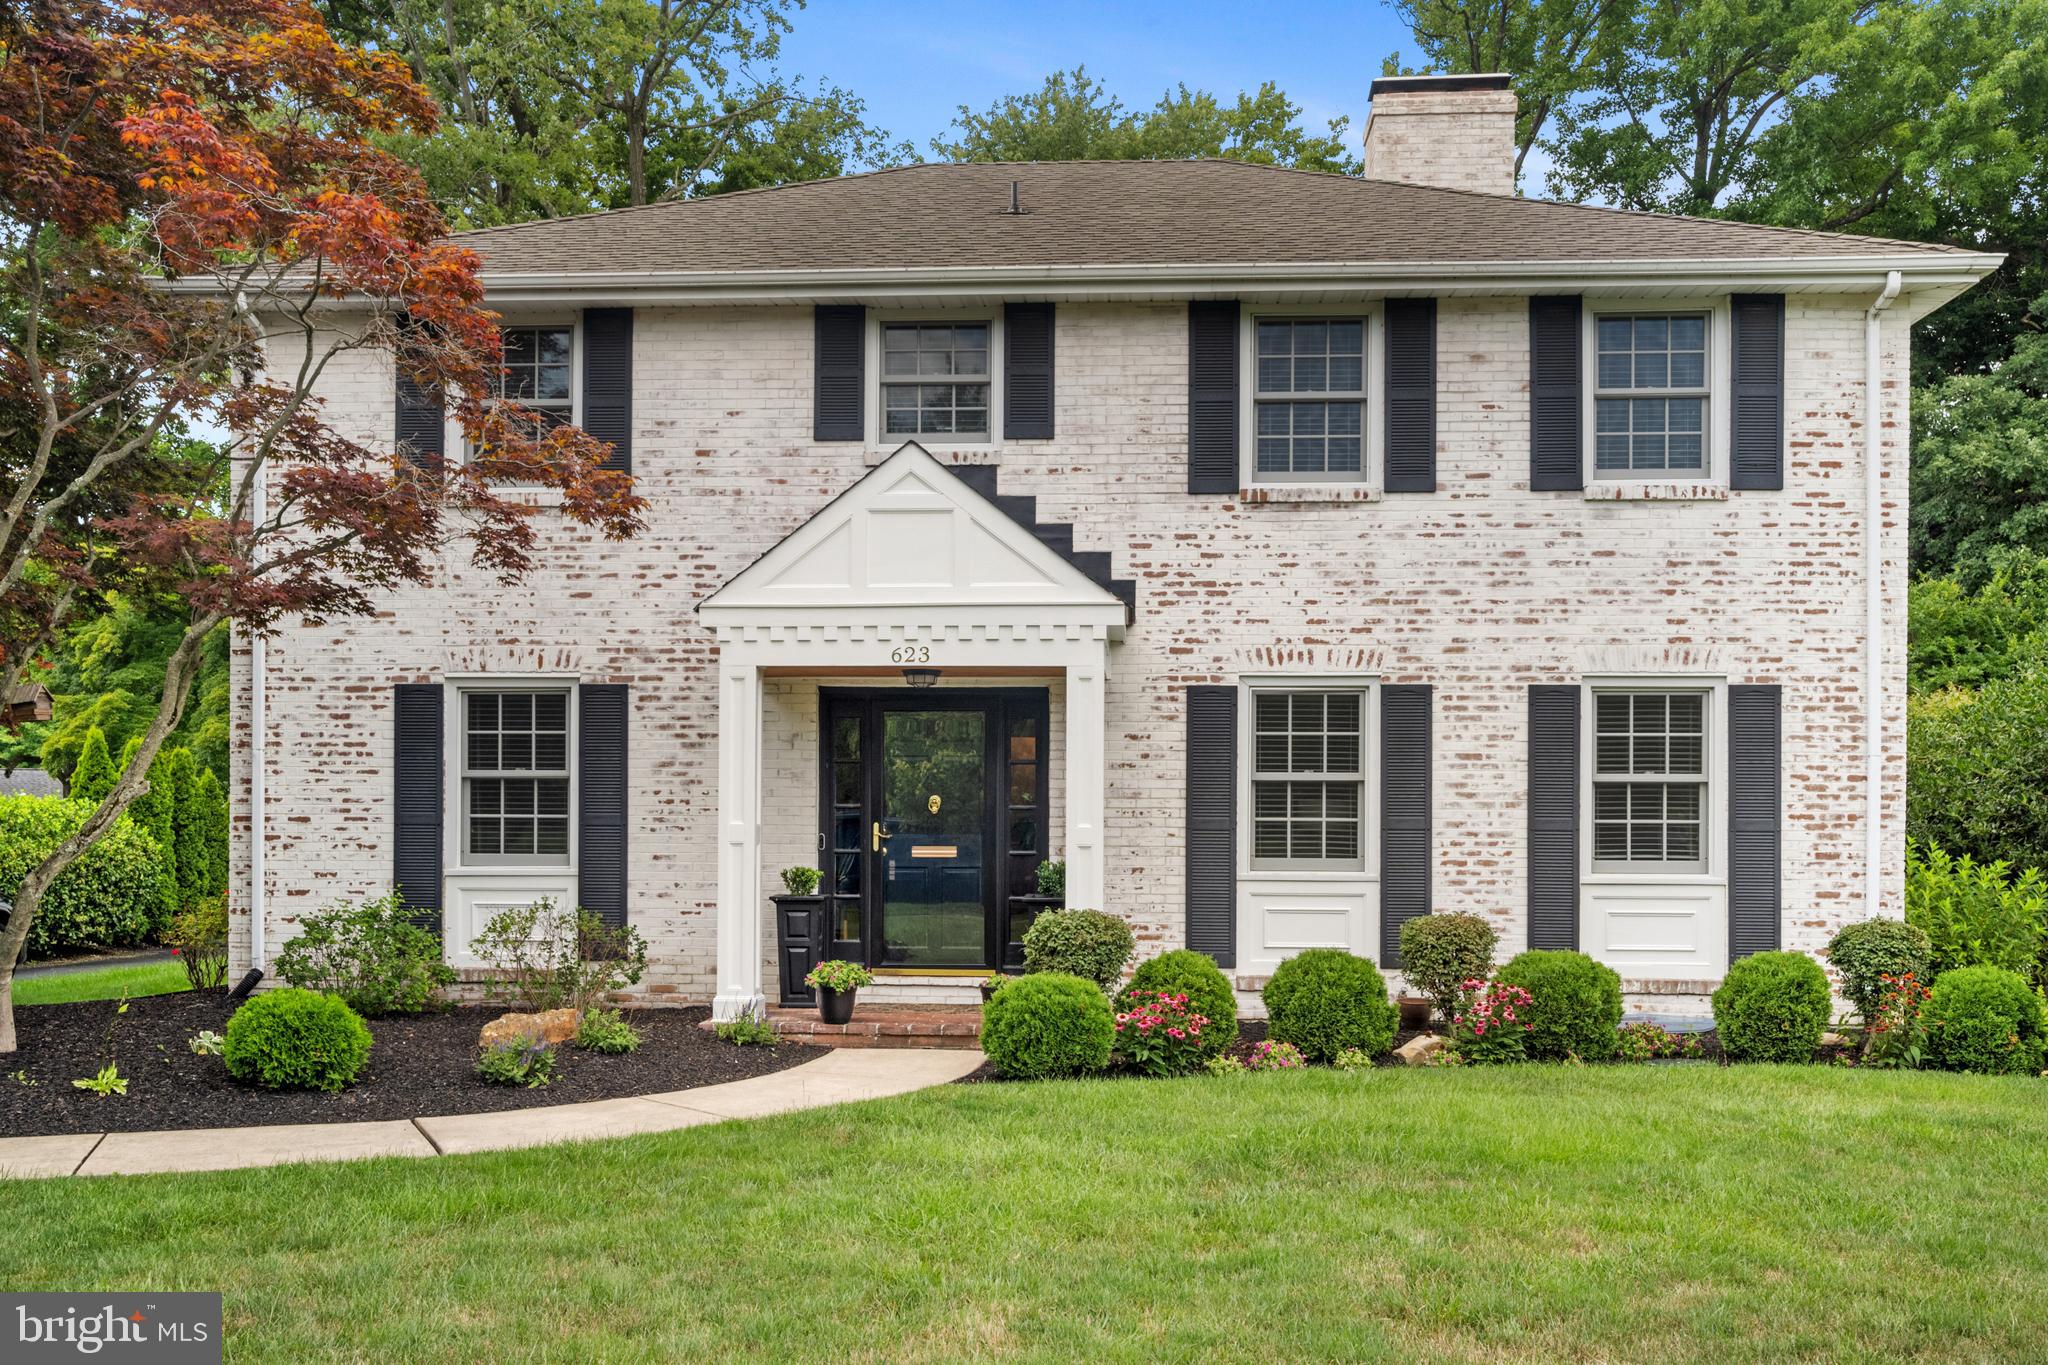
191, 768, 230, 900
164, 748, 204, 911
121, 736, 179, 902
68, 727, 117, 805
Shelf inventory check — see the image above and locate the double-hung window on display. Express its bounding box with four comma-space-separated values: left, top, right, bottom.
1593, 314, 1708, 476
497, 325, 573, 433
1251, 690, 1364, 869
1592, 691, 1707, 873
882, 323, 990, 437
464, 689, 571, 865
1255, 319, 1365, 481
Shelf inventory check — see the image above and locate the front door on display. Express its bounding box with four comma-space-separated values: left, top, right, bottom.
820, 689, 1050, 972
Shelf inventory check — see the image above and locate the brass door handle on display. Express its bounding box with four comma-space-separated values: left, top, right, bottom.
872, 821, 884, 853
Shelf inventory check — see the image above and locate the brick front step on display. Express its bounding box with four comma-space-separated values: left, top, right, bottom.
749, 1005, 984, 1050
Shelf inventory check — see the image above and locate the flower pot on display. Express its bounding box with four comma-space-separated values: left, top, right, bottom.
817, 985, 857, 1025
980, 980, 1003, 1003
1397, 996, 1433, 1031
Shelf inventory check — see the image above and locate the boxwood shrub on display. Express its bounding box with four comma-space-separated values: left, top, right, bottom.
1021, 909, 1133, 992
980, 972, 1114, 1078
224, 989, 373, 1092
1262, 949, 1398, 1062
1397, 912, 1498, 1026
1712, 951, 1832, 1063
1825, 917, 1933, 1023
1922, 965, 2047, 1075
0, 794, 174, 956
1116, 949, 1236, 1058
1494, 950, 1623, 1061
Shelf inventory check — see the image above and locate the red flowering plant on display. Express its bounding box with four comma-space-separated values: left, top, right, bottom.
1113, 990, 1211, 1077
1860, 971, 1933, 1069
1450, 978, 1534, 1065
1244, 1039, 1305, 1071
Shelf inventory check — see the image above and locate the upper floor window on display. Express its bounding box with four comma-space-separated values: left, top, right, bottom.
1592, 690, 1706, 874
1255, 319, 1365, 481
464, 689, 571, 866
497, 326, 573, 429
1251, 689, 1364, 870
1594, 314, 1707, 477
883, 323, 989, 438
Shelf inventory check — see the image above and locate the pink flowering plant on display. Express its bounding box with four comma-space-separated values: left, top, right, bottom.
1451, 978, 1534, 1065
1244, 1039, 1306, 1071
1114, 990, 1211, 1076
1615, 1020, 1706, 1062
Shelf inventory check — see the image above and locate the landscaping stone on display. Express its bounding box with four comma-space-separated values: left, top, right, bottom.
1820, 1031, 1849, 1048
479, 1008, 581, 1051
1395, 1033, 1448, 1066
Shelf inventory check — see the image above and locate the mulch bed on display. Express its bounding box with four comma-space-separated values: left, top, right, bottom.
2, 989, 815, 1137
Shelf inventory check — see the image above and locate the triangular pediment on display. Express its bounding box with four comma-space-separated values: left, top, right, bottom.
700, 444, 1126, 622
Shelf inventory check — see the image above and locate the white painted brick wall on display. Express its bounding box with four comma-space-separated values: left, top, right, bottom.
230, 295, 1911, 1001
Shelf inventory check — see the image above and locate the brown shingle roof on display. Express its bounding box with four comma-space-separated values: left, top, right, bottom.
454, 159, 1974, 277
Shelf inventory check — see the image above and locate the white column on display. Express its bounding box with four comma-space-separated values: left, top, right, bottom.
712, 660, 765, 1021
1064, 659, 1107, 910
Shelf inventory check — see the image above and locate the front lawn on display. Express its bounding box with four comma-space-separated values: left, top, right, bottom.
13, 958, 189, 1008
9, 1066, 2048, 1361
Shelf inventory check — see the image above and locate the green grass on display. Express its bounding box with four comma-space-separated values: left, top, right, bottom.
7, 1066, 2048, 1362
14, 959, 189, 1007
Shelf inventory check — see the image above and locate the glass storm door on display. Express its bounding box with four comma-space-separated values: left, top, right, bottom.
878, 709, 988, 968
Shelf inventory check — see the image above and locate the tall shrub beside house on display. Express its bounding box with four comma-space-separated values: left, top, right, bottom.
0, 796, 173, 956
120, 736, 178, 919
192, 769, 229, 901
1904, 840, 2048, 989
164, 747, 207, 912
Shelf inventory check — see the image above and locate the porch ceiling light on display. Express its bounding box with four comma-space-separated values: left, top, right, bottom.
902, 667, 941, 689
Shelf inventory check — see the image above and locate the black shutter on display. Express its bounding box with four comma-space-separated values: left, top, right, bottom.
1380, 684, 1432, 965
1529, 296, 1582, 492
1383, 299, 1437, 493
581, 308, 633, 474
1730, 295, 1786, 490
392, 684, 443, 934
1188, 300, 1239, 494
1527, 685, 1580, 950
1728, 684, 1782, 959
578, 684, 630, 929
1185, 684, 1237, 967
813, 305, 865, 442
394, 348, 445, 467
1004, 302, 1055, 439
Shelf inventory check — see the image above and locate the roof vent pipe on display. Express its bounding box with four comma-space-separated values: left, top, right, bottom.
1003, 179, 1025, 215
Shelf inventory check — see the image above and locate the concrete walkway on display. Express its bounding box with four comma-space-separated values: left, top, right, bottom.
0, 1047, 983, 1179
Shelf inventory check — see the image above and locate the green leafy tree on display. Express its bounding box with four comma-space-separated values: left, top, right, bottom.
934, 68, 1359, 172
1908, 554, 2048, 692
68, 728, 117, 805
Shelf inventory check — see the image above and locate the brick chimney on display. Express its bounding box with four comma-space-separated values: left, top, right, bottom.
1361, 74, 1517, 196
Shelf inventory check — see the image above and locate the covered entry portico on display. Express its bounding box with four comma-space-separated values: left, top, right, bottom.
699, 444, 1130, 1020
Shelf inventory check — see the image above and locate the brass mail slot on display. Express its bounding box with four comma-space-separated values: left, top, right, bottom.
909, 845, 958, 859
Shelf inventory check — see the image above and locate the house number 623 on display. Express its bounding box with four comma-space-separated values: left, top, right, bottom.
890, 645, 931, 663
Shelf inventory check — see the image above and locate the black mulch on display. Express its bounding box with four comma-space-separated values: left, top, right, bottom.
2, 989, 815, 1137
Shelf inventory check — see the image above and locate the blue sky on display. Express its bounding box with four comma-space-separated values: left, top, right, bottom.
775, 1, 1419, 160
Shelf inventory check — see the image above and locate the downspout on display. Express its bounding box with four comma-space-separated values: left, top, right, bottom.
1865, 270, 1902, 920
236, 290, 267, 970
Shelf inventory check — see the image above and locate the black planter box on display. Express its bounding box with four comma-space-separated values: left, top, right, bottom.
772, 894, 827, 1007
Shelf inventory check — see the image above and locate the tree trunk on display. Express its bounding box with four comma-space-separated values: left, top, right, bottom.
627, 105, 649, 206
0, 615, 219, 1053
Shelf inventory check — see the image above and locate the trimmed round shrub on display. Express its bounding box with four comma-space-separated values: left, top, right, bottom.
1922, 965, 2047, 1075
1711, 951, 1831, 1063
1397, 912, 1498, 1026
1825, 917, 1933, 1023
1021, 909, 1134, 992
1116, 949, 1236, 1058
0, 794, 175, 957
980, 972, 1114, 1079
1495, 950, 1623, 1061
1262, 949, 1398, 1062
224, 989, 373, 1092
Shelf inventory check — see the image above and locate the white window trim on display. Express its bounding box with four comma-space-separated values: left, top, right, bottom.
443, 677, 579, 875
864, 308, 1002, 454
1580, 296, 1730, 489
1235, 675, 1382, 884
447, 314, 581, 481
1240, 304, 1383, 494
1578, 675, 1727, 888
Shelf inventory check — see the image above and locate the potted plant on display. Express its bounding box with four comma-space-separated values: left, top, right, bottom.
980, 972, 1008, 1003
1005, 859, 1066, 963
804, 958, 874, 1025
772, 867, 827, 1008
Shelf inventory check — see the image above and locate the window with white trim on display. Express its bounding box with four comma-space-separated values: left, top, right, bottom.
1251, 689, 1365, 869
1593, 314, 1708, 476
463, 689, 571, 865
882, 322, 990, 437
495, 325, 573, 433
1592, 690, 1707, 873
1254, 319, 1366, 481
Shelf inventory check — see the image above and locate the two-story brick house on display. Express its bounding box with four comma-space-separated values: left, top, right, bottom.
230, 74, 1999, 1018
